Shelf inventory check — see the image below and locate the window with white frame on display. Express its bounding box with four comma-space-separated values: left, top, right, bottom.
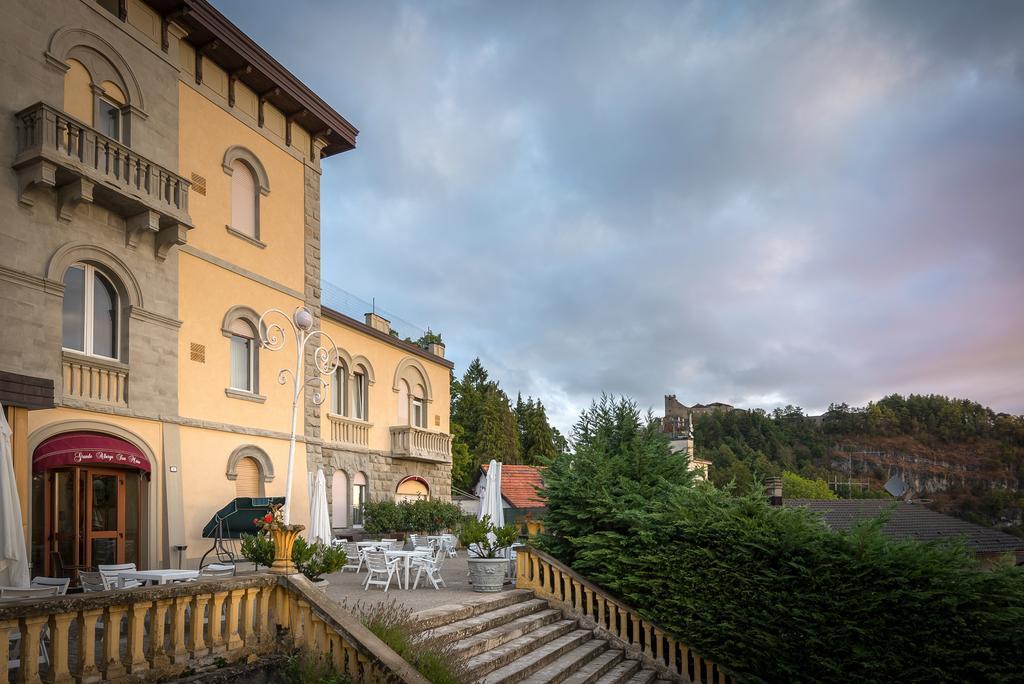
353, 369, 367, 420
97, 96, 121, 142
351, 472, 368, 527
230, 159, 259, 239
62, 263, 119, 360
412, 383, 426, 428
332, 363, 348, 415
227, 319, 256, 392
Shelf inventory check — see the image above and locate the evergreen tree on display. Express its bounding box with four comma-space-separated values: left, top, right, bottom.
450, 358, 522, 479
514, 394, 563, 465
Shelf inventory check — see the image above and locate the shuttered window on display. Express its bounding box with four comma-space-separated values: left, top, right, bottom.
234, 457, 263, 498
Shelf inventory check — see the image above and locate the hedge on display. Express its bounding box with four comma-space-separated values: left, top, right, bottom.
362, 499, 464, 536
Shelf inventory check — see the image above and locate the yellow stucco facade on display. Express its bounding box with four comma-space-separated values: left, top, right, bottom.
2, 0, 452, 574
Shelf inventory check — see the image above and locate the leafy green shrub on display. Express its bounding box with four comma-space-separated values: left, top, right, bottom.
240, 532, 274, 569
363, 498, 463, 535
458, 515, 519, 558
291, 538, 347, 582
540, 396, 1024, 683
347, 598, 466, 684
782, 470, 837, 499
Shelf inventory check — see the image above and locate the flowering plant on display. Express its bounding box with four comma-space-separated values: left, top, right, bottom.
252, 503, 303, 533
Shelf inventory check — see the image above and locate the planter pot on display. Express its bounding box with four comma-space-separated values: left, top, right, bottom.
467, 557, 508, 593
269, 526, 304, 575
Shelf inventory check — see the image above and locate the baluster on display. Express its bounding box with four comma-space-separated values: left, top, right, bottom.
241, 587, 259, 647
258, 585, 275, 643
0, 619, 13, 676
296, 601, 312, 648
16, 615, 48, 683
208, 591, 227, 653
693, 653, 704, 684
189, 594, 211, 658
77, 607, 103, 681
668, 637, 678, 674
328, 633, 344, 672
150, 598, 173, 669
717, 665, 728, 684
680, 645, 692, 682
344, 645, 359, 680
652, 627, 661, 663
126, 602, 149, 675
169, 596, 190, 665
597, 595, 605, 629
101, 606, 127, 680
225, 589, 244, 652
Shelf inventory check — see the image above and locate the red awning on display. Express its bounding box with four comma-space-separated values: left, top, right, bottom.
33, 431, 151, 474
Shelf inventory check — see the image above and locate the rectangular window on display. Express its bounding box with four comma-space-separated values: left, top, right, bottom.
351, 483, 366, 527
229, 335, 253, 391
412, 397, 425, 427
353, 372, 366, 420
98, 98, 120, 141
333, 366, 346, 415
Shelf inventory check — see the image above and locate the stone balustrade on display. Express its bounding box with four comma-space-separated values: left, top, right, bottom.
13, 102, 191, 258
62, 351, 129, 407
389, 425, 452, 463
517, 547, 731, 684
0, 574, 428, 684
327, 413, 371, 450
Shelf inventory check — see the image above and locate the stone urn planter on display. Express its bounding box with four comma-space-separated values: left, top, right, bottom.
467, 557, 508, 593
269, 526, 304, 575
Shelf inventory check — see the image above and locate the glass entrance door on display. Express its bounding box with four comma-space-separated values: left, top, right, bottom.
84, 469, 125, 567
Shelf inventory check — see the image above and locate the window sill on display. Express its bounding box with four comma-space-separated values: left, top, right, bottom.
225, 387, 266, 403
225, 225, 266, 249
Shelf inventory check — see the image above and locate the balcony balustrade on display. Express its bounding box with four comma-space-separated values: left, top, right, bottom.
62, 351, 129, 407
12, 102, 192, 260
389, 425, 452, 463
327, 414, 371, 450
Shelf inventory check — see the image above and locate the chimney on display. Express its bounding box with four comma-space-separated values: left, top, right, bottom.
365, 312, 391, 335
765, 477, 783, 506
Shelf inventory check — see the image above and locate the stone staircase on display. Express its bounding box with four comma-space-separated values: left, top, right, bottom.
412, 590, 674, 684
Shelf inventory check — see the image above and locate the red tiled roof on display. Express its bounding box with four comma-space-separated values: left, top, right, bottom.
481, 464, 546, 509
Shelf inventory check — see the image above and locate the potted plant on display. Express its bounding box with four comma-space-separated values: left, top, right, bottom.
253, 503, 305, 575
291, 537, 347, 587
459, 515, 520, 593
240, 532, 275, 570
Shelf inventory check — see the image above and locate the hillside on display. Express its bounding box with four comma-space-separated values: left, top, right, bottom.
694, 394, 1024, 536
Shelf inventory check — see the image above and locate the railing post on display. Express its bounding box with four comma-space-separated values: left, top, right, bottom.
76, 607, 104, 682
125, 602, 150, 676
170, 596, 190, 664
44, 612, 75, 683
101, 606, 127, 681
16, 615, 47, 683
189, 594, 210, 658
225, 588, 245, 652
258, 585, 275, 643
241, 587, 260, 647
151, 598, 173, 669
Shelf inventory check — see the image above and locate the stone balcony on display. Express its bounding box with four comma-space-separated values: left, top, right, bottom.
12, 102, 192, 260
62, 351, 129, 408
390, 425, 452, 463
327, 414, 371, 451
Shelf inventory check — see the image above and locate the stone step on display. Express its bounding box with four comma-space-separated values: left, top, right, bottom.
559, 648, 626, 684
452, 608, 564, 660
475, 629, 593, 684
424, 599, 553, 643
518, 640, 613, 684
623, 669, 657, 684
411, 589, 535, 630
592, 659, 642, 684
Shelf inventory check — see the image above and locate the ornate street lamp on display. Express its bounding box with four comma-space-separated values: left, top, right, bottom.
258, 306, 339, 525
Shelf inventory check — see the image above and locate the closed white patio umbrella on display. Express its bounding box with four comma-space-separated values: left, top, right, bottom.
307, 468, 332, 544
477, 460, 505, 548
0, 405, 30, 587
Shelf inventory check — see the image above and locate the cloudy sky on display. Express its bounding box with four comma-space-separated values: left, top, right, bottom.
215, 0, 1024, 432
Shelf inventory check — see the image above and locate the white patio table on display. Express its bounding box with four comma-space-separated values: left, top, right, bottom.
384, 550, 431, 590
116, 569, 199, 587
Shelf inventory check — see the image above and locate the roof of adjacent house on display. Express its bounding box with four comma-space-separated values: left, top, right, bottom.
481, 464, 546, 509
784, 499, 1024, 556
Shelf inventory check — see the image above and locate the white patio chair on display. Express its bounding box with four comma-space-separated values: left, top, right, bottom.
4, 585, 60, 671
341, 543, 361, 573
363, 552, 399, 593
407, 534, 422, 550
30, 576, 70, 595
97, 563, 142, 589
442, 534, 458, 558
199, 564, 235, 579
78, 571, 108, 592
412, 547, 447, 590
381, 538, 398, 549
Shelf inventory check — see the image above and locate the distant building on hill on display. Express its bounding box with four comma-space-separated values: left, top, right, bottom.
661, 394, 731, 480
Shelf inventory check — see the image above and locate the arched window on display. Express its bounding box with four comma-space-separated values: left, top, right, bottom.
230, 159, 259, 239
352, 362, 371, 421
352, 472, 368, 527
62, 263, 120, 359
398, 380, 410, 425
227, 318, 256, 393
331, 470, 348, 528
234, 456, 264, 498
331, 362, 348, 416
396, 476, 429, 503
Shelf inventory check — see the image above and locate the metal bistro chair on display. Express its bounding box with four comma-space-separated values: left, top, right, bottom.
412, 546, 447, 590
363, 551, 400, 593
4, 585, 61, 672
97, 563, 142, 589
